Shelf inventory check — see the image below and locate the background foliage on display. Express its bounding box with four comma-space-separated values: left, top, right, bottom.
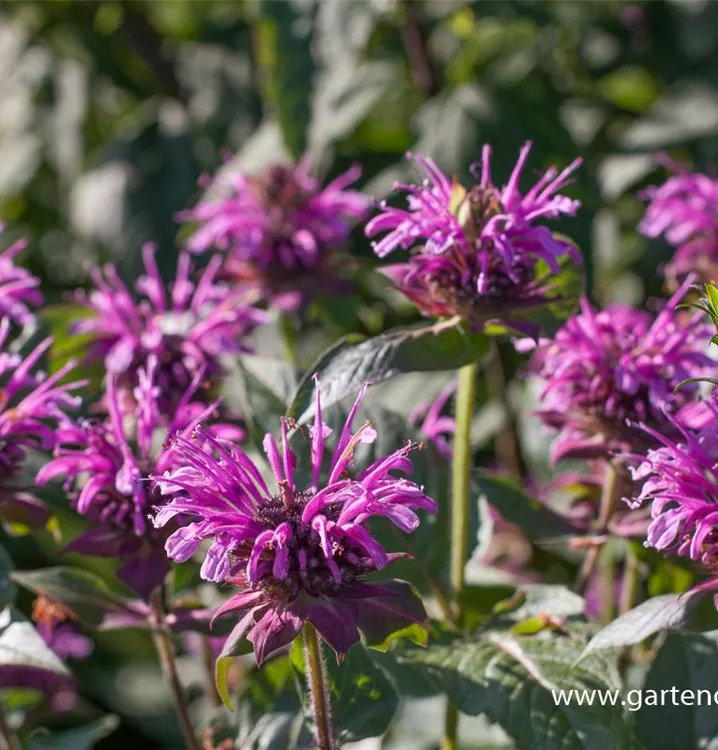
3, 1, 718, 748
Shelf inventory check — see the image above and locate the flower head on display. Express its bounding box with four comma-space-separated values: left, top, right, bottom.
152, 383, 437, 663
73, 244, 266, 414
625, 406, 718, 570
365, 143, 581, 329
532, 280, 713, 464
639, 163, 718, 285
0, 319, 84, 528
179, 158, 370, 310
0, 231, 43, 329
36, 356, 224, 599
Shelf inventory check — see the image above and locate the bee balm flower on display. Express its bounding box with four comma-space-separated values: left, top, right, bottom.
365, 142, 582, 332
152, 383, 437, 664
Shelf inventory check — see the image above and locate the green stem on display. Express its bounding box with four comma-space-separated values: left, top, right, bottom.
303, 624, 336, 750
0, 703, 20, 750
280, 313, 299, 368
575, 460, 622, 594
149, 587, 201, 750
444, 361, 479, 750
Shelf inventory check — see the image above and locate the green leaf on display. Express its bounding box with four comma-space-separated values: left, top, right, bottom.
0, 545, 15, 610
581, 589, 718, 659
27, 715, 120, 750
635, 632, 718, 750
215, 620, 254, 709
291, 639, 399, 743
475, 475, 577, 542
396, 629, 635, 750
288, 319, 490, 424
493, 584, 586, 624
10, 567, 131, 627
257, 0, 316, 158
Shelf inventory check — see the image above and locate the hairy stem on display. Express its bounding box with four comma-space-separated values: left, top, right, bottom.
149, 587, 201, 750
0, 703, 20, 750
444, 361, 479, 750
303, 624, 336, 750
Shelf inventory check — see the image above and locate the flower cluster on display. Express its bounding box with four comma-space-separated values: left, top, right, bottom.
180, 159, 370, 310
531, 281, 713, 464
625, 408, 718, 570
640, 163, 718, 286
72, 243, 266, 416
0, 319, 84, 530
36, 356, 223, 599
152, 383, 437, 663
365, 143, 581, 331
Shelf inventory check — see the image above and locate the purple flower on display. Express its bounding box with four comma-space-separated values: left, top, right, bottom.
531, 280, 713, 464
0, 230, 43, 329
32, 596, 94, 661
639, 162, 718, 285
409, 381, 456, 460
365, 143, 582, 329
152, 382, 437, 664
72, 243, 266, 415
36, 356, 224, 599
0, 319, 84, 529
625, 408, 718, 569
179, 158, 370, 310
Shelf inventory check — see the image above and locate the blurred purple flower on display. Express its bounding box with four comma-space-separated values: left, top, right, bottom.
626, 406, 718, 569
73, 243, 266, 415
365, 143, 581, 330
0, 319, 84, 530
0, 230, 43, 329
152, 382, 436, 664
32, 596, 93, 661
408, 381, 456, 460
531, 280, 713, 464
640, 162, 718, 285
36, 356, 224, 599
179, 159, 370, 310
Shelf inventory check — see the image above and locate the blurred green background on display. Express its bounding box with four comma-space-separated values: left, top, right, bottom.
3, 1, 718, 748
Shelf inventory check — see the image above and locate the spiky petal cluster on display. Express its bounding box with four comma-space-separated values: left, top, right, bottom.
626, 408, 718, 570
0, 230, 43, 329
0, 319, 84, 527
639, 163, 718, 285
532, 281, 713, 465
179, 159, 370, 309
365, 143, 582, 329
36, 357, 223, 599
152, 383, 437, 663
72, 244, 266, 414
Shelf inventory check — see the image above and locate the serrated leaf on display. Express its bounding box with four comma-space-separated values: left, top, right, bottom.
635, 631, 718, 750
291, 639, 399, 743
396, 630, 635, 750
11, 567, 131, 627
288, 319, 490, 424
582, 589, 718, 659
